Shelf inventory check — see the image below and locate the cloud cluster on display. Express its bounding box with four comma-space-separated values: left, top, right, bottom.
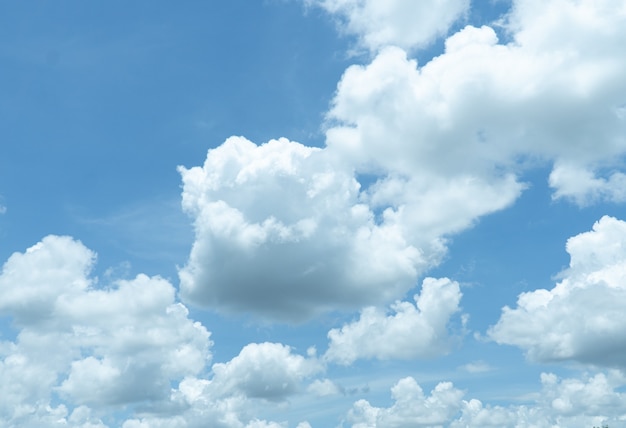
124, 342, 319, 428
325, 14, 626, 205
325, 277, 462, 364
490, 216, 626, 367
346, 371, 626, 427
178, 136, 444, 321
179, 0, 626, 321
0, 236, 316, 427
305, 0, 469, 52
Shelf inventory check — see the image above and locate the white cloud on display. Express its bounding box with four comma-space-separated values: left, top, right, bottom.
549, 162, 626, 205
347, 372, 626, 427
211, 342, 322, 401
347, 377, 464, 427
0, 235, 95, 325
0, 236, 212, 426
306, 0, 469, 52
489, 216, 626, 367
325, 277, 462, 364
179, 0, 626, 320
178, 136, 444, 321
307, 378, 343, 397
0, 236, 318, 428
324, 0, 626, 200
459, 360, 492, 374
122, 343, 320, 428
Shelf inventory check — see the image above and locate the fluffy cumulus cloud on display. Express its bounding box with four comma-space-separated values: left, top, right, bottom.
325, 2, 626, 206
325, 277, 462, 364
178, 131, 516, 321
305, 0, 469, 52
180, 0, 626, 321
122, 343, 319, 427
178, 136, 447, 320
0, 236, 316, 427
346, 372, 626, 427
489, 216, 626, 367
0, 236, 211, 425
211, 342, 322, 401
347, 377, 464, 427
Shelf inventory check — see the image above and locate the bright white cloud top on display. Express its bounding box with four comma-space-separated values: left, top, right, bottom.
1, 0, 626, 427
490, 216, 626, 367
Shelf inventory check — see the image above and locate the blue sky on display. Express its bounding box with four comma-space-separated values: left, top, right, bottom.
2, 1, 626, 427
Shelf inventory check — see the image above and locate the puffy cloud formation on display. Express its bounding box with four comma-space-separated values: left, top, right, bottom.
489, 216, 626, 367
178, 134, 515, 320
325, 277, 462, 364
180, 0, 626, 320
124, 342, 318, 428
178, 136, 447, 320
549, 162, 626, 205
0, 236, 316, 427
348, 377, 464, 427
347, 372, 626, 427
326, 12, 626, 206
0, 236, 211, 425
305, 0, 469, 52
211, 342, 322, 401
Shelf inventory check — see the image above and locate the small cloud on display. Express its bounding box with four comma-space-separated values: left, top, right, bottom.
307, 379, 342, 397
459, 360, 492, 373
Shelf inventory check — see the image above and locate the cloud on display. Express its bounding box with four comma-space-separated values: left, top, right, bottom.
549, 162, 626, 205
325, 16, 626, 205
211, 342, 322, 401
305, 0, 470, 52
489, 216, 626, 367
325, 277, 463, 364
459, 360, 492, 374
0, 236, 318, 427
178, 136, 444, 321
347, 377, 465, 427
179, 0, 626, 320
0, 235, 211, 425
346, 372, 626, 427
307, 378, 343, 397
122, 343, 320, 427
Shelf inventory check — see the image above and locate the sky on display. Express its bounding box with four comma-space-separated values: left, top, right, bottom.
1, 0, 626, 427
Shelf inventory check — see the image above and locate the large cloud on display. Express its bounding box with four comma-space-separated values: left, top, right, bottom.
305, 0, 469, 52
179, 0, 626, 321
177, 134, 516, 320
347, 372, 626, 427
178, 136, 446, 320
211, 342, 322, 401
325, 11, 626, 205
489, 216, 626, 367
122, 343, 319, 428
0, 236, 317, 427
325, 277, 462, 364
0, 236, 211, 425
348, 377, 464, 427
